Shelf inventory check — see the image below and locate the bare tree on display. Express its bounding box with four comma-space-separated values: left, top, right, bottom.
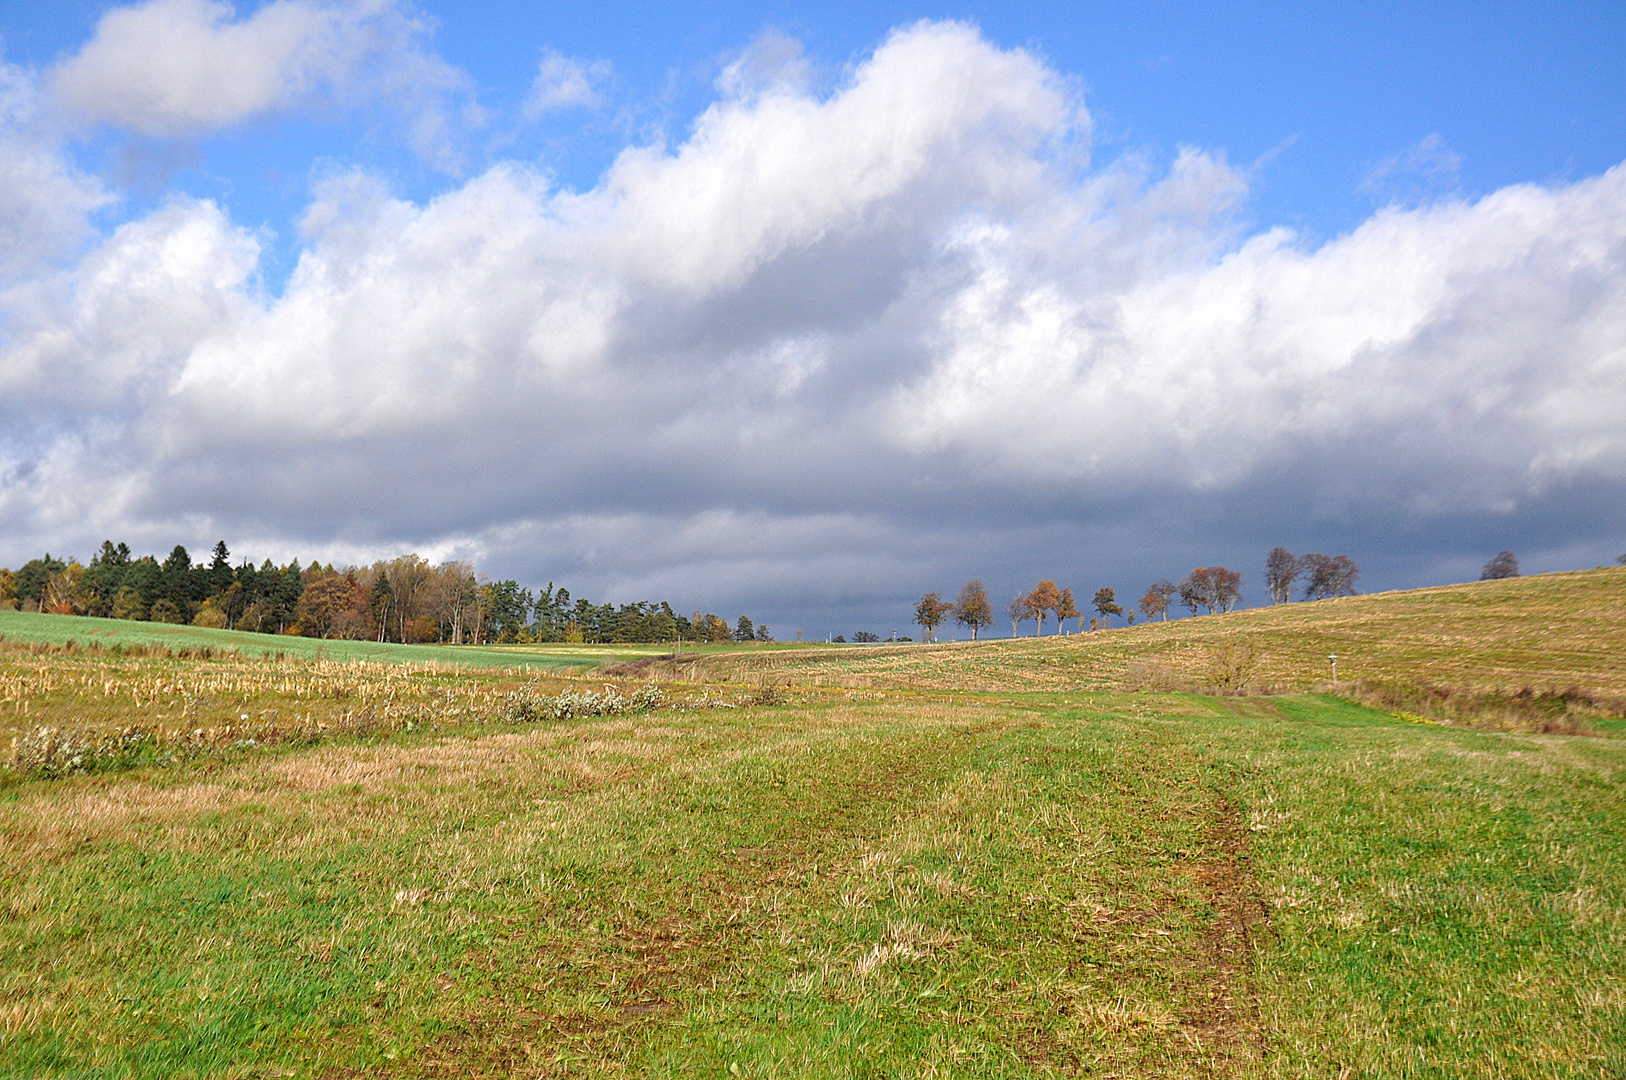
1139, 579, 1176, 622
1006, 594, 1032, 637
1208, 567, 1243, 613
1265, 547, 1299, 604
369, 573, 393, 642
1181, 567, 1243, 614
424, 560, 477, 643
1177, 574, 1203, 616
382, 554, 433, 641
41, 564, 89, 615
1300, 554, 1359, 600
953, 579, 994, 639
1480, 551, 1520, 580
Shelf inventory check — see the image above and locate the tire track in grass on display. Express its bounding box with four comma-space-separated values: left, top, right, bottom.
1179, 798, 1270, 1076
388, 706, 1024, 1077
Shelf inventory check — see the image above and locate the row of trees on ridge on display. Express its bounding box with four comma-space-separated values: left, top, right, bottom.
911, 550, 1367, 640
912, 578, 1133, 639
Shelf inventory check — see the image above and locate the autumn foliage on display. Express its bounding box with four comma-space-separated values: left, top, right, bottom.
1, 541, 765, 645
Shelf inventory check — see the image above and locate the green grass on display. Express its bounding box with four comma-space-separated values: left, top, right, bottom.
4, 694, 1624, 1077
4, 572, 1625, 1076
0, 609, 749, 672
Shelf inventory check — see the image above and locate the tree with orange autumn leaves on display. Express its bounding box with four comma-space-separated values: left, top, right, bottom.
912, 592, 952, 642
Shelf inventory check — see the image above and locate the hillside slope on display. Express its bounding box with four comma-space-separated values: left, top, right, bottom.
0, 609, 665, 672
679, 567, 1626, 695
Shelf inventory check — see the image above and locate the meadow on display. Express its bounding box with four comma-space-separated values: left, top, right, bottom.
664, 568, 1626, 698
2, 571, 1624, 1077
0, 609, 704, 673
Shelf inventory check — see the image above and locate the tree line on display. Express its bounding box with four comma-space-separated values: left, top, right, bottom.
0, 541, 772, 645
910, 578, 1112, 639
20, 538, 1566, 646
910, 549, 1366, 640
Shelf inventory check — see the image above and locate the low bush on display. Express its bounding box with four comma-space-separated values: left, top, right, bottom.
1347, 679, 1625, 735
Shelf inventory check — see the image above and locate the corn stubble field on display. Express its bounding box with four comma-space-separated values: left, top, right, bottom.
2, 570, 1624, 1078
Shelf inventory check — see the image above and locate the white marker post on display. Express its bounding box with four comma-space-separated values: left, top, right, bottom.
1328, 653, 1339, 686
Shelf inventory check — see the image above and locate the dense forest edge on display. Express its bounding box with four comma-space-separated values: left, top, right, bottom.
0, 542, 768, 646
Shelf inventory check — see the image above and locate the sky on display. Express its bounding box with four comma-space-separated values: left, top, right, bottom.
0, 0, 1623, 638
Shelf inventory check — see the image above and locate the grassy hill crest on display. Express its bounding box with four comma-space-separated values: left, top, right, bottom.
673, 567, 1626, 697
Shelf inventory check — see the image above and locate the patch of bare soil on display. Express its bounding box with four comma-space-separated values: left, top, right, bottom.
1180, 799, 1270, 1075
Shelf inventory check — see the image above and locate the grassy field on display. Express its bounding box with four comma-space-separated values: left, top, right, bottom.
0, 610, 708, 672
3, 572, 1624, 1077
671, 568, 1626, 697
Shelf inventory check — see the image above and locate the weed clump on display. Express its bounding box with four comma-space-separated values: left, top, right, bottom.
7, 709, 404, 781
503, 683, 666, 723
1119, 657, 1197, 693
10, 725, 163, 777
747, 678, 786, 705
0, 637, 186, 661
6, 717, 329, 779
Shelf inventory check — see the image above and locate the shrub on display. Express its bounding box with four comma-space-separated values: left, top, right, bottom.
149, 599, 186, 624
1206, 642, 1261, 694
192, 603, 227, 629
110, 586, 146, 620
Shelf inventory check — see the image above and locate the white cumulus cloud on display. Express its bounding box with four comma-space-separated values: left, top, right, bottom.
2, 20, 1623, 614
0, 60, 109, 281
47, 0, 465, 139
892, 161, 1626, 503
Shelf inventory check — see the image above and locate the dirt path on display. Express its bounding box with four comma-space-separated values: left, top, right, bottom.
1179, 799, 1270, 1075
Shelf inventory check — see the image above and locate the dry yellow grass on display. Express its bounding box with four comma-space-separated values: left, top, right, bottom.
677, 568, 1626, 696
6, 570, 1621, 771
0, 649, 514, 741
0, 642, 756, 779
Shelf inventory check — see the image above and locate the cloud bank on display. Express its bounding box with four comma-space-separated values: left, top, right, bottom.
3, 19, 1623, 625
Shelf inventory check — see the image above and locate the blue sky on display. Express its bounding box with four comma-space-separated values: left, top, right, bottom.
0, 1, 1623, 635
12, 2, 1622, 244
